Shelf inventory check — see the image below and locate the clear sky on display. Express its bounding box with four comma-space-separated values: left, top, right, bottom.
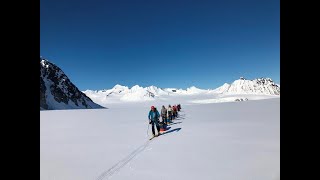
40, 0, 279, 90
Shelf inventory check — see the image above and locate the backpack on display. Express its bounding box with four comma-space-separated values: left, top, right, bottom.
161, 108, 167, 115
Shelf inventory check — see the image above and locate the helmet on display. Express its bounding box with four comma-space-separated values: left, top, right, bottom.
151, 106, 155, 109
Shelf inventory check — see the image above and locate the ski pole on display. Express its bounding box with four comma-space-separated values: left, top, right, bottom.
147, 122, 150, 137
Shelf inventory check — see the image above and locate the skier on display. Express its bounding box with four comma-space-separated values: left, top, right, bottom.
177, 104, 181, 111
174, 105, 179, 117
172, 105, 177, 119
148, 106, 161, 137
161, 105, 168, 126
167, 105, 173, 123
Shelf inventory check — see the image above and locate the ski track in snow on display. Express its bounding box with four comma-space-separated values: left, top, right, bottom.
96, 112, 185, 180
96, 140, 151, 180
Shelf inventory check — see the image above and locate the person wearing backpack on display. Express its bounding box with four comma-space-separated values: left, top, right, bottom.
161, 105, 168, 125
167, 105, 173, 123
172, 105, 178, 119
177, 104, 181, 111
148, 106, 161, 137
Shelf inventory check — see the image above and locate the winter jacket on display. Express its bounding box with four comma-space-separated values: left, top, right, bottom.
161, 107, 167, 116
167, 107, 172, 116
148, 110, 160, 122
173, 106, 177, 112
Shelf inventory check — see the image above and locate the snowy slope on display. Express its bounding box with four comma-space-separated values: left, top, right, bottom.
121, 85, 156, 101
211, 83, 230, 93
214, 77, 280, 95
145, 85, 168, 96
40, 98, 280, 180
40, 57, 103, 110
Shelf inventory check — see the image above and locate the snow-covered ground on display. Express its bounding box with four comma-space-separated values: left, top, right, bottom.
40, 97, 280, 180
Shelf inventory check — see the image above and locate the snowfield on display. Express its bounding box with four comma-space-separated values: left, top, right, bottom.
40, 97, 280, 180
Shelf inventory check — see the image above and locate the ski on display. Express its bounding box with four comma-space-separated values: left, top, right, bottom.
149, 136, 155, 140
149, 134, 161, 140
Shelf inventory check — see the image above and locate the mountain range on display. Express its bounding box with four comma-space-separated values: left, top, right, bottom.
40, 57, 279, 109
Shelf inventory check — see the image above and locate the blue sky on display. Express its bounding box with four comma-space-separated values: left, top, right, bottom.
40, 0, 279, 90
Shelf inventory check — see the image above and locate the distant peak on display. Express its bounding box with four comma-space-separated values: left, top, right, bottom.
40, 58, 52, 69
254, 78, 275, 84
40, 56, 48, 62
187, 86, 200, 90
131, 85, 141, 88
40, 57, 60, 69
258, 77, 273, 81
112, 84, 128, 89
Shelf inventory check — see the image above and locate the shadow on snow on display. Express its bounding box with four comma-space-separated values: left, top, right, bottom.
160, 128, 182, 136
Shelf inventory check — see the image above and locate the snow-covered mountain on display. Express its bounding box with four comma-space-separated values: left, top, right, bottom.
83, 84, 158, 103
83, 85, 211, 104
164, 86, 209, 95
213, 77, 280, 95
40, 57, 103, 110
83, 77, 279, 106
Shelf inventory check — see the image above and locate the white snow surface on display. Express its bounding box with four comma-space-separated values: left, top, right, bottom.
41, 98, 280, 180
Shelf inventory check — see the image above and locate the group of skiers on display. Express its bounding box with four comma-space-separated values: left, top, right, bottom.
148, 104, 181, 137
